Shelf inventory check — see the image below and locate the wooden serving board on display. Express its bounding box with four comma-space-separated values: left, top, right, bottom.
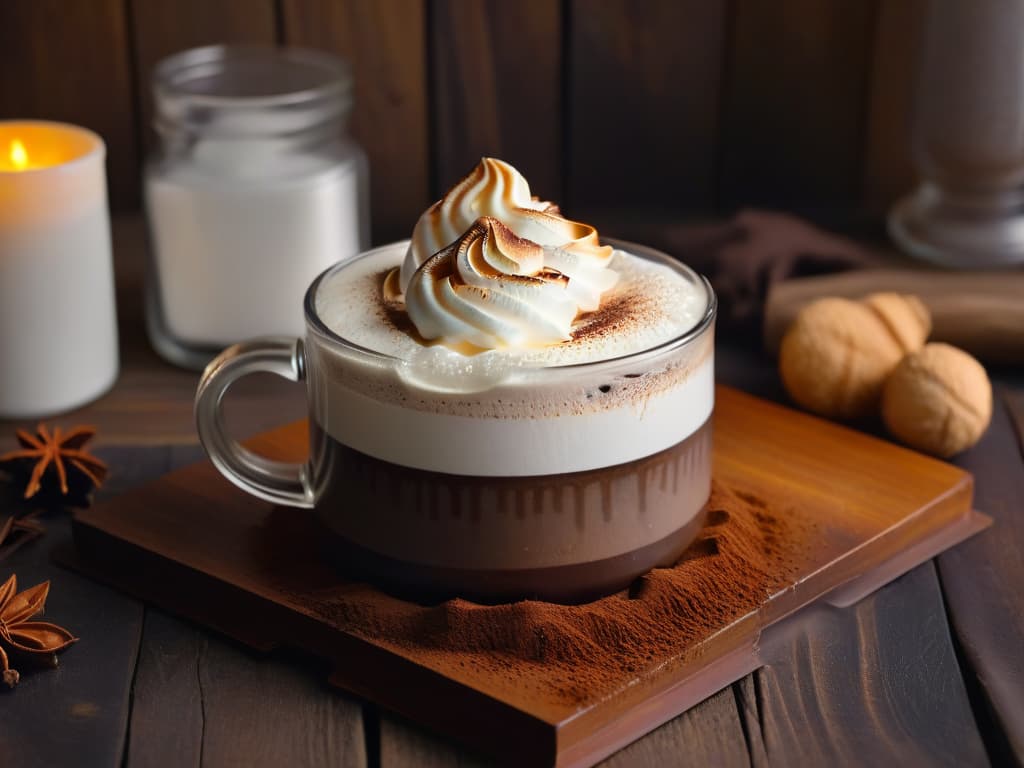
65, 386, 989, 767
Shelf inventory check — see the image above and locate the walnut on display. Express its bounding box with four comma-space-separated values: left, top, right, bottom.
881, 343, 992, 457
779, 293, 931, 419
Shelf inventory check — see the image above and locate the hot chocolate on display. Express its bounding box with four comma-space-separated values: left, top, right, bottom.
196, 158, 716, 603
311, 421, 711, 604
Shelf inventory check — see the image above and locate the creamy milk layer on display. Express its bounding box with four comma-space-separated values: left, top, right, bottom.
309, 241, 713, 476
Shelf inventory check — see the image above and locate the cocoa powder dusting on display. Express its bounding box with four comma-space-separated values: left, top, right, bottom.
301, 482, 816, 710
571, 289, 648, 343
377, 269, 417, 337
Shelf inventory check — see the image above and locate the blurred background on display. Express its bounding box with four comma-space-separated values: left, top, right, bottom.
0, 0, 917, 244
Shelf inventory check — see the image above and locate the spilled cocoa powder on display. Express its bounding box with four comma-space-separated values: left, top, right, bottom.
298, 481, 817, 709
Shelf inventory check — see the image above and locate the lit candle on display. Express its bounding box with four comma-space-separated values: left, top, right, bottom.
6, 140, 29, 170
0, 121, 119, 417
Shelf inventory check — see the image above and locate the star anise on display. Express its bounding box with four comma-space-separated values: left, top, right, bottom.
0, 514, 45, 561
0, 574, 78, 688
0, 424, 107, 503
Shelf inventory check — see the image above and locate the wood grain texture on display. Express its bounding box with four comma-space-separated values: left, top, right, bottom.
0, 548, 141, 768
0, 446, 367, 768
863, 0, 925, 212
129, 0, 278, 153
0, 3, 936, 220
124, 611, 204, 768
567, 0, 728, 216
736, 562, 989, 767
3, 393, 1021, 765
67, 387, 984, 766
127, 611, 368, 768
599, 687, 751, 767
718, 0, 877, 210
938, 391, 1024, 764
0, 0, 138, 209
0, 564, 138, 765
377, 687, 751, 767
431, 0, 563, 200
380, 714, 489, 767
282, 0, 430, 244
0, 454, 156, 768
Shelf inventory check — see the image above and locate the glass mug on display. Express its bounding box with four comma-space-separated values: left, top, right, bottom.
195, 240, 716, 604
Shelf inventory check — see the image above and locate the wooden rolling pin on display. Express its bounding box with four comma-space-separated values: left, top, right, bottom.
764, 269, 1024, 363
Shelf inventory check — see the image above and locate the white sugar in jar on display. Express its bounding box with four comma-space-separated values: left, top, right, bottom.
144, 45, 369, 368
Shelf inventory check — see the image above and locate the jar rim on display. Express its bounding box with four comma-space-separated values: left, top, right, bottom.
153, 44, 352, 111
304, 238, 717, 371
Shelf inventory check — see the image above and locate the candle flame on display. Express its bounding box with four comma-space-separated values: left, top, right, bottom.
9, 140, 28, 170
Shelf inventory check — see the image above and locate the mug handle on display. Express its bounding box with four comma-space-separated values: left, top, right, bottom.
195, 337, 314, 508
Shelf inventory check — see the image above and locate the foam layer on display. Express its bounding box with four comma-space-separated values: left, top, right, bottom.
309, 240, 714, 476
316, 242, 707, 368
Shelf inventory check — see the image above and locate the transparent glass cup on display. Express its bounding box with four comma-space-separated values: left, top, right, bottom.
195, 240, 716, 604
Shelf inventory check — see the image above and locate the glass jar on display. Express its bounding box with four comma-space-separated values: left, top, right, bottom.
144, 45, 370, 369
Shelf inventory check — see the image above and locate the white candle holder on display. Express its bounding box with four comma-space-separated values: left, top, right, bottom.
0, 121, 119, 418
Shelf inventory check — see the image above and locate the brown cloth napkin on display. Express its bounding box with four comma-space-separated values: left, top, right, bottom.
654, 210, 1024, 363
654, 210, 886, 330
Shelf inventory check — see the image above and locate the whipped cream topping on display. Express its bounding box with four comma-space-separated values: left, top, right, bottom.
391, 158, 619, 352
390, 217, 618, 352
401, 158, 554, 289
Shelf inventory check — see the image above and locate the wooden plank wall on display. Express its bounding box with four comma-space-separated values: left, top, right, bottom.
0, 0, 923, 243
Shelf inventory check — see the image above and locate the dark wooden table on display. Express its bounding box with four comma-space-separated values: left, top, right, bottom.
1, 218, 1022, 767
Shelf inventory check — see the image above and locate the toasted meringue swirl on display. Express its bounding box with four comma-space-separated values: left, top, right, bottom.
399, 157, 613, 292
398, 217, 618, 352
